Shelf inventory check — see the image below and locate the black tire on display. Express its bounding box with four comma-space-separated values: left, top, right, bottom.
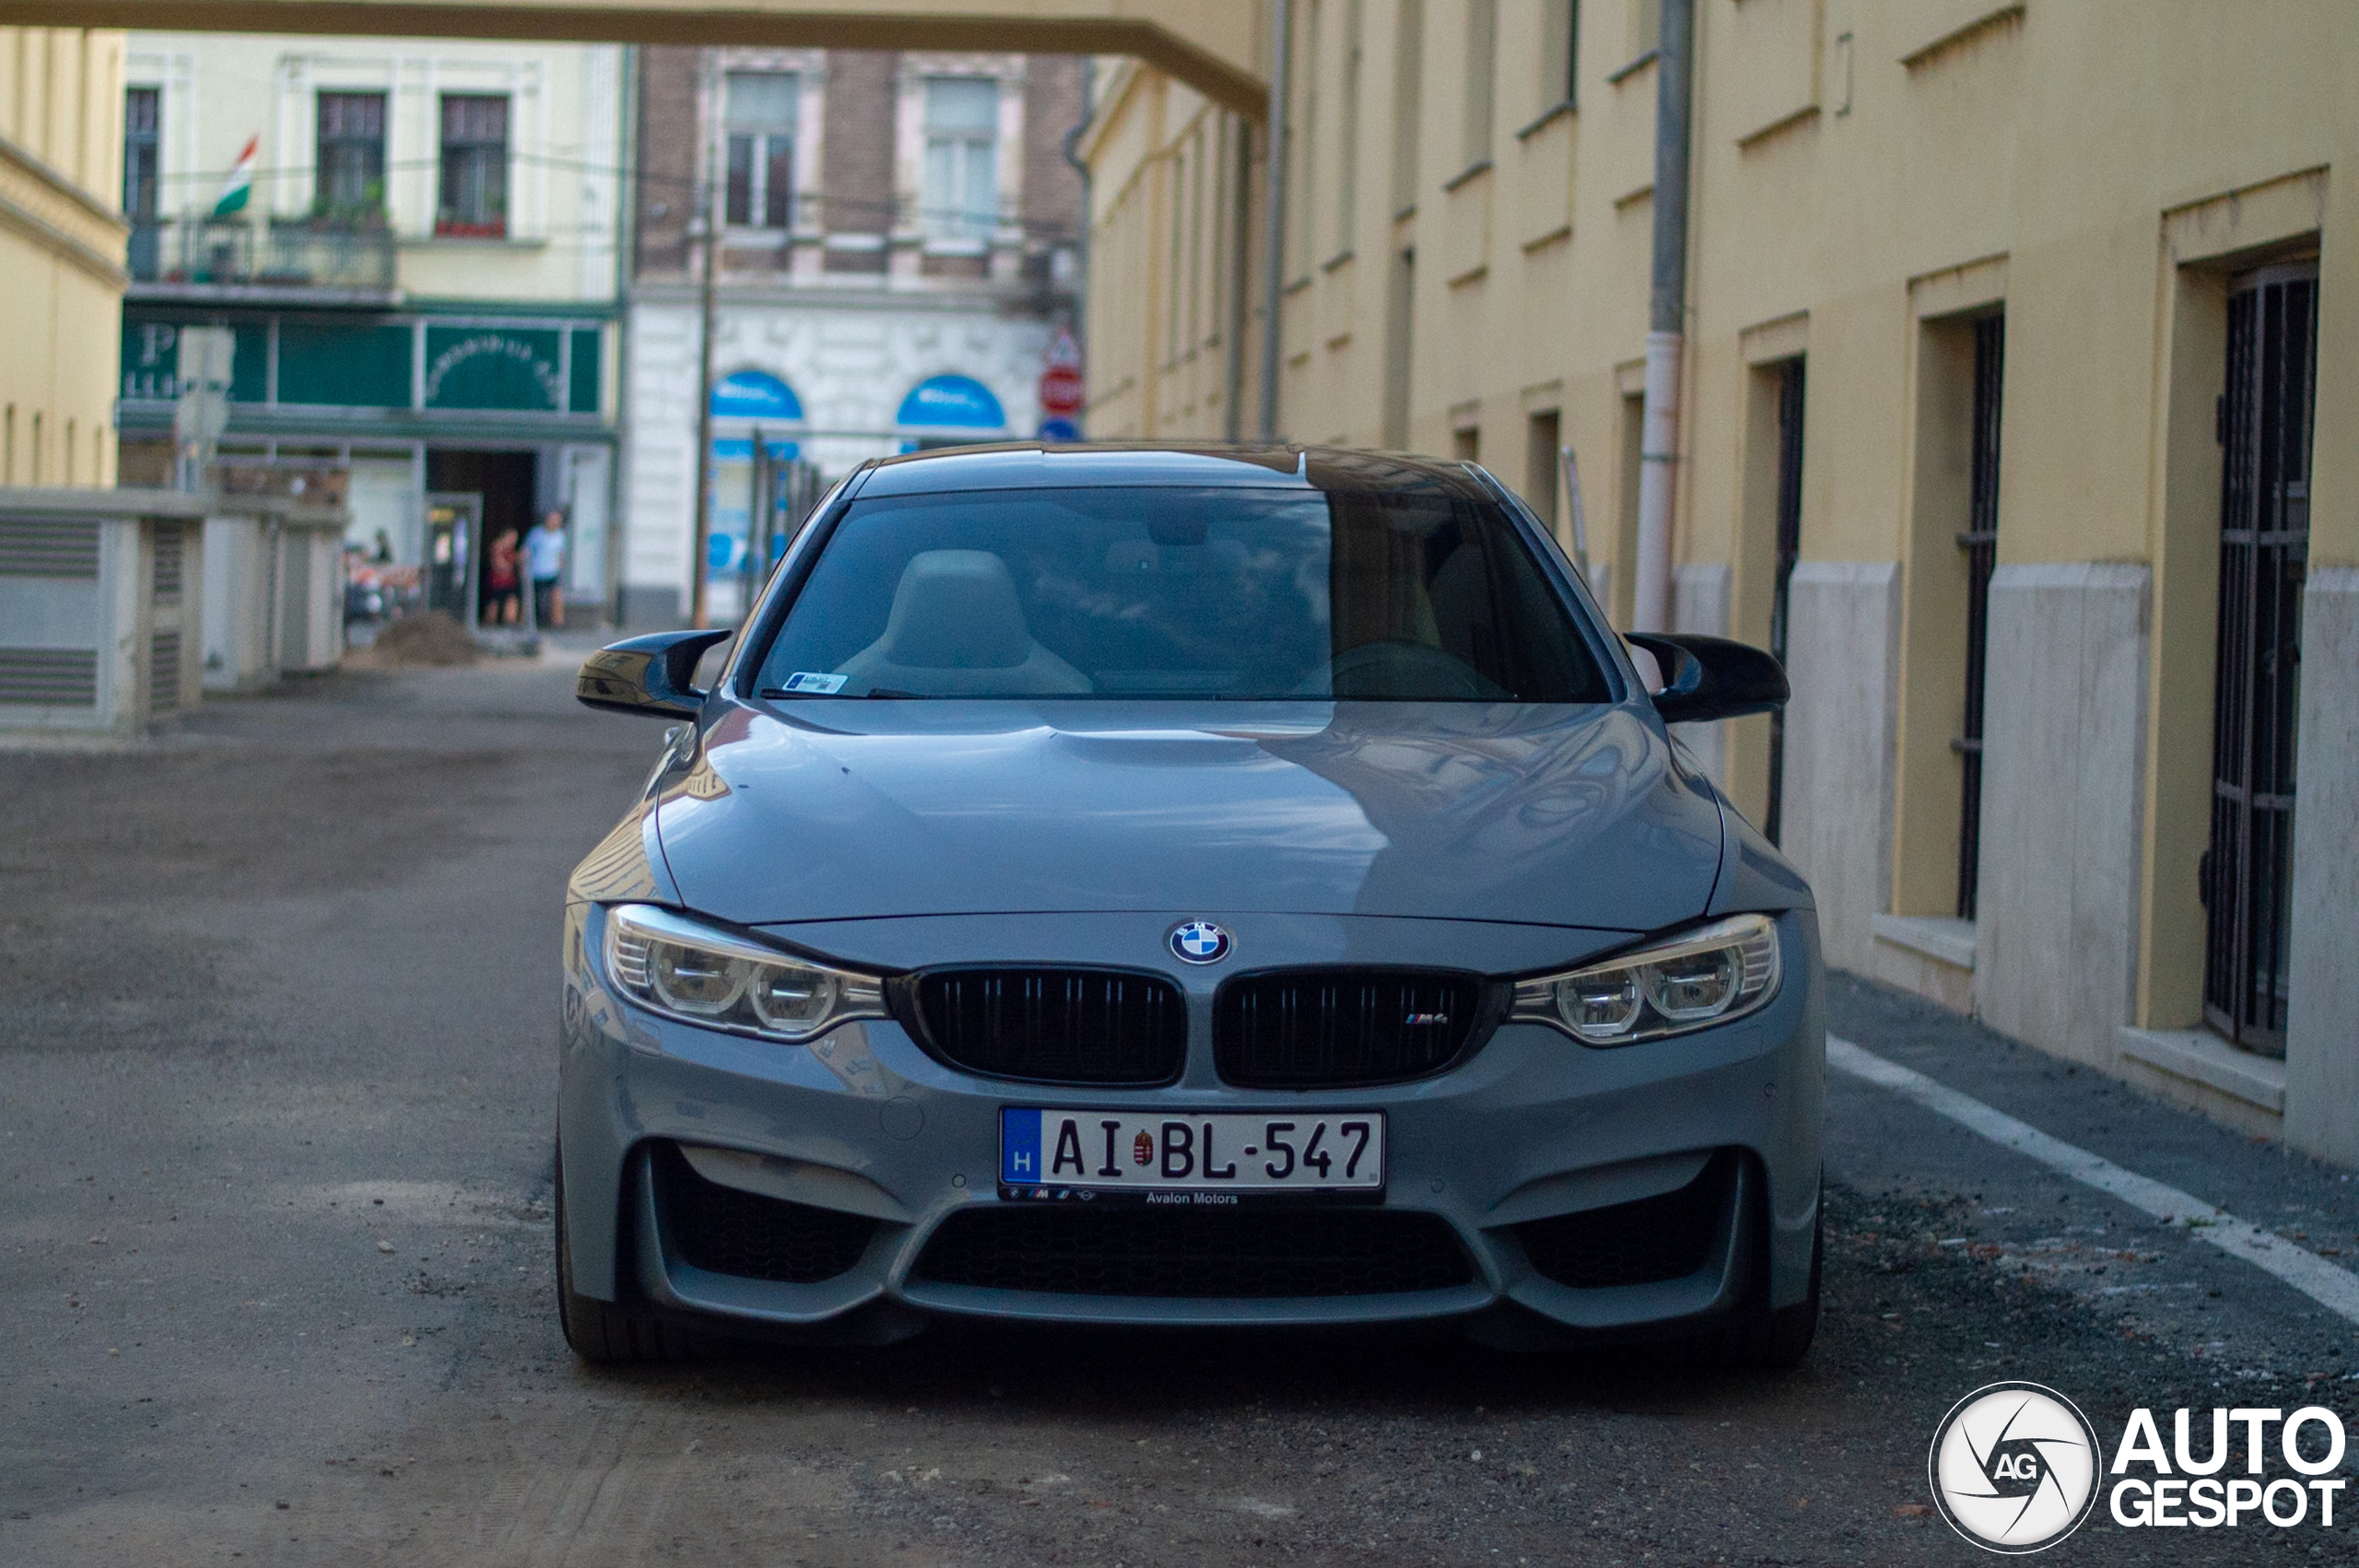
554, 1148, 712, 1365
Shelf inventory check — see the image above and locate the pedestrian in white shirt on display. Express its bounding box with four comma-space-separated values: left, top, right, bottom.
526, 510, 568, 628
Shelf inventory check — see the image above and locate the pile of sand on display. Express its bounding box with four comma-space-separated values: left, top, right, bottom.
355, 611, 479, 668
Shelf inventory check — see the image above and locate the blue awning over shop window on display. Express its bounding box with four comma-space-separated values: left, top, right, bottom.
711, 369, 804, 421
897, 374, 1004, 429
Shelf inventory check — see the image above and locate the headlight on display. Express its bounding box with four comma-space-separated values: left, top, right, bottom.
1510, 914, 1782, 1046
603, 903, 886, 1042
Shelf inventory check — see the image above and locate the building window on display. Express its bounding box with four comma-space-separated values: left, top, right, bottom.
1541, 0, 1579, 107
1954, 314, 2004, 919
437, 94, 509, 238
124, 88, 160, 280
921, 76, 1000, 239
316, 91, 387, 219
724, 71, 797, 230
1461, 0, 1497, 169
123, 88, 160, 219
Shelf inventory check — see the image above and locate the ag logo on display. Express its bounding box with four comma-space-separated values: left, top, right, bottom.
1929, 1383, 2103, 1553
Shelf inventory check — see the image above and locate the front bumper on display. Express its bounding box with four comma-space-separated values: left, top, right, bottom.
557, 906, 1825, 1344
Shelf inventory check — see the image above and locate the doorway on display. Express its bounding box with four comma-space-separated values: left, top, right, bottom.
1762, 357, 1805, 848
427, 450, 537, 626
2201, 262, 2317, 1056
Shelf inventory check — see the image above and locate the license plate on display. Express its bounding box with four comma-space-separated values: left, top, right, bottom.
999, 1108, 1385, 1196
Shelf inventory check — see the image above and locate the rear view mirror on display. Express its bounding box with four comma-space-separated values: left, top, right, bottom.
577, 629, 733, 720
1625, 632, 1789, 724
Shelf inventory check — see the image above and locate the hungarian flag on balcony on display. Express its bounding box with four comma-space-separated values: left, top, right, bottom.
211, 135, 258, 216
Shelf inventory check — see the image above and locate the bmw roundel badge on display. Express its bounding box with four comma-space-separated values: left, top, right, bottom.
1168, 920, 1233, 965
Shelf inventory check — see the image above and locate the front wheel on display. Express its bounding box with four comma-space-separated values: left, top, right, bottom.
1703, 1202, 1823, 1371
554, 1147, 712, 1364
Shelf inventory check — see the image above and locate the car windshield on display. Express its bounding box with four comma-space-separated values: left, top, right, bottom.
751, 484, 1612, 702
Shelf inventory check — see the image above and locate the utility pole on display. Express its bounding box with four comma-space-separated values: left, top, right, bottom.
687, 181, 719, 629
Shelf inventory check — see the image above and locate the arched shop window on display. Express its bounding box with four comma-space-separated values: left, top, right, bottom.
711, 369, 804, 422
896, 373, 1004, 450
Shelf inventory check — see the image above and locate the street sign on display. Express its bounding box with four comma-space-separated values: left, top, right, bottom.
1038, 417, 1080, 443
1039, 365, 1086, 415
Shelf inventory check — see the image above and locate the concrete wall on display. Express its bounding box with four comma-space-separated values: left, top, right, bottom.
1974, 564, 2151, 1070
2284, 569, 2359, 1166
1778, 562, 1899, 977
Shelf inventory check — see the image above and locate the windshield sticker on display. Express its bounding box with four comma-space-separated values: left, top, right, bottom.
780, 672, 848, 695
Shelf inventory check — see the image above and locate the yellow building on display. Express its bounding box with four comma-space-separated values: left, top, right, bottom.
1079, 0, 2359, 1166
0, 25, 126, 486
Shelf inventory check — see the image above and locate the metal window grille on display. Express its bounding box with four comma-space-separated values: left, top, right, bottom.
437, 95, 509, 237
1954, 313, 2005, 919
152, 523, 184, 603
2202, 263, 2316, 1056
1763, 357, 1805, 847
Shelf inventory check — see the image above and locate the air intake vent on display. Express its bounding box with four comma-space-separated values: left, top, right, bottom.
911, 968, 1185, 1085
1513, 1152, 1735, 1290
1215, 969, 1492, 1087
651, 1142, 875, 1284
0, 517, 100, 578
0, 649, 99, 707
911, 1205, 1474, 1298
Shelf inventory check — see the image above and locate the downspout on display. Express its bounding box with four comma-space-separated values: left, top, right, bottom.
1060, 59, 1095, 422
605, 42, 636, 628
1631, 0, 1694, 635
1223, 111, 1251, 442
1256, 0, 1292, 439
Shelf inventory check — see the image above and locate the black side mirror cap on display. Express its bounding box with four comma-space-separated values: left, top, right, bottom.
576, 629, 733, 720
1626, 632, 1790, 724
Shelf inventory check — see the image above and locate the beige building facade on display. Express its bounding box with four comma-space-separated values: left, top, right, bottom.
0, 25, 127, 488
1078, 0, 2359, 1166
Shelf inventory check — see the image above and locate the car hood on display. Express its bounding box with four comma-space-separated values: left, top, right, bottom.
652, 699, 1722, 930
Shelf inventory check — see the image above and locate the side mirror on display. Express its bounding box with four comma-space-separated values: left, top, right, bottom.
1625, 632, 1789, 724
576, 629, 733, 720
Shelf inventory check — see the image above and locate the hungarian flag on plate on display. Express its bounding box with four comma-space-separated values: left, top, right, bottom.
212, 135, 258, 216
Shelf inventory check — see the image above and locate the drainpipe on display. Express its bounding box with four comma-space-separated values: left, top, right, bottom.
1224, 111, 1252, 442
1060, 59, 1095, 428
606, 42, 636, 628
1256, 0, 1292, 440
1631, 0, 1693, 636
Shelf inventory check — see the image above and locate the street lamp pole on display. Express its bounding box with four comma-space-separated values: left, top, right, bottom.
687, 183, 719, 629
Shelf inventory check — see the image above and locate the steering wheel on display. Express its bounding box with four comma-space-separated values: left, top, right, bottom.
1309, 638, 1502, 700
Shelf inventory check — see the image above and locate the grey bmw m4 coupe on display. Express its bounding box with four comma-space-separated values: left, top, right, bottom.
557, 444, 1824, 1366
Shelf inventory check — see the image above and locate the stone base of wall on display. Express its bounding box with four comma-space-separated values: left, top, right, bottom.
1779, 562, 1900, 974
1974, 563, 2150, 1069
2285, 568, 2359, 1167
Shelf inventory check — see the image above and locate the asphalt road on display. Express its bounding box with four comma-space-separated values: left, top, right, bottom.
4, 656, 2354, 1566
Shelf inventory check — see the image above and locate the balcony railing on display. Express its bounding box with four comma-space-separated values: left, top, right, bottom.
128, 215, 398, 295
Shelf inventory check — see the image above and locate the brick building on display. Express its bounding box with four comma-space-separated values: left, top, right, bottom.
621, 46, 1086, 622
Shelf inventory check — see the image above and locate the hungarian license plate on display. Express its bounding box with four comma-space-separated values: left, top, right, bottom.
999, 1108, 1385, 1197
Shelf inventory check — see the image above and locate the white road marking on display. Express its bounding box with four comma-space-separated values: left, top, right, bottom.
1826, 1035, 2359, 1328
